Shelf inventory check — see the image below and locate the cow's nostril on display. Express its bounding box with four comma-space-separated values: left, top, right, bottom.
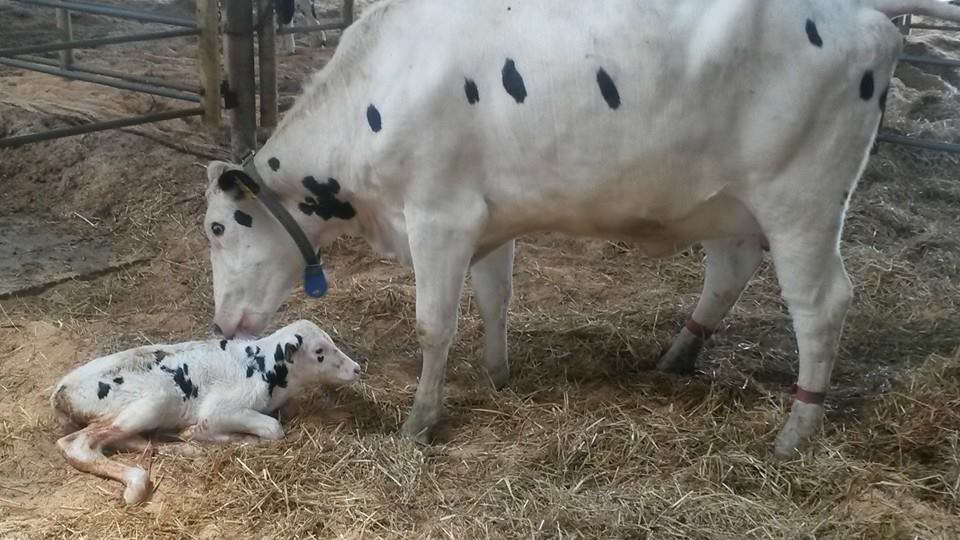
353, 366, 361, 375
213, 324, 224, 337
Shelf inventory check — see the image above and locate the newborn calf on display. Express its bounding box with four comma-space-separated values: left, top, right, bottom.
50, 319, 361, 505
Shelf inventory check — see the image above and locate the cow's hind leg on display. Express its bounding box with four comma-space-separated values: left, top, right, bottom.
469, 240, 515, 389
659, 237, 765, 373
761, 213, 853, 459
401, 209, 480, 443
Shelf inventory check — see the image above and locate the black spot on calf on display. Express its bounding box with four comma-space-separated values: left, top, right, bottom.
267, 157, 280, 172
501, 58, 527, 104
596, 68, 621, 110
154, 350, 168, 364
234, 210, 253, 228
367, 104, 382, 133
265, 362, 289, 397
219, 340, 228, 351
860, 71, 875, 101
464, 78, 480, 105
160, 364, 199, 400
299, 176, 356, 220
246, 345, 266, 374
275, 343, 285, 363
295, 334, 303, 347
113, 377, 124, 385
97, 382, 110, 399
217, 170, 259, 200
805, 19, 823, 48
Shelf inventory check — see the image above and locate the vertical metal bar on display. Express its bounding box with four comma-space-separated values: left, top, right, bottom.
55, 7, 73, 68
342, 0, 354, 27
897, 14, 912, 36
196, 0, 221, 131
257, 0, 278, 131
224, 0, 258, 156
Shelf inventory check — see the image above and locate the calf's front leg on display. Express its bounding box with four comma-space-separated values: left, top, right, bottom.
182, 408, 285, 443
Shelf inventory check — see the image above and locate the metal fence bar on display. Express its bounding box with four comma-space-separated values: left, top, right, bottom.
904, 23, 960, 32
55, 7, 73, 68
876, 133, 960, 154
275, 19, 350, 35
0, 28, 198, 57
898, 54, 960, 68
0, 107, 204, 148
12, 0, 195, 28
19, 55, 202, 93
0, 57, 202, 102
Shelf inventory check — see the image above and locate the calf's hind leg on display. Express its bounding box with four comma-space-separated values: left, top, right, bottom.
658, 237, 765, 374
57, 421, 153, 505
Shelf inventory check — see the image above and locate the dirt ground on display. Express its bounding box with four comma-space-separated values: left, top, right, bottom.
1, 1, 959, 539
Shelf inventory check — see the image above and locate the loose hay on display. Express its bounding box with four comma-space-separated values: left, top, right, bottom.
1, 3, 960, 539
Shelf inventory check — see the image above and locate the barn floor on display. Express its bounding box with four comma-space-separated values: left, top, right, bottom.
1, 1, 960, 539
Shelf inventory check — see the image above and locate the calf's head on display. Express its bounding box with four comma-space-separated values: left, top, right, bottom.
275, 319, 361, 385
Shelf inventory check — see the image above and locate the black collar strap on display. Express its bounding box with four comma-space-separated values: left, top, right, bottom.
237, 151, 329, 298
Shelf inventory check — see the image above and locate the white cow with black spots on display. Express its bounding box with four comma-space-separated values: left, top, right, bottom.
50, 319, 361, 505
201, 0, 960, 459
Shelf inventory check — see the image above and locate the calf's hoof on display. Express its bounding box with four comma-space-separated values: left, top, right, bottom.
773, 401, 824, 460
656, 332, 703, 375
122, 467, 152, 505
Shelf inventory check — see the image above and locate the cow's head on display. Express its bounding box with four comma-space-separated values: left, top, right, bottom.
204, 160, 302, 338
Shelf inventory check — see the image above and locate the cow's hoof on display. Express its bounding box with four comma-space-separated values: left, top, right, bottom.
400, 410, 440, 445
485, 364, 510, 391
122, 467, 151, 505
656, 332, 703, 374
773, 401, 824, 460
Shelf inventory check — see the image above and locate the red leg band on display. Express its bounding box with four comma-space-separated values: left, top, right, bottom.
685, 319, 712, 340
789, 383, 827, 405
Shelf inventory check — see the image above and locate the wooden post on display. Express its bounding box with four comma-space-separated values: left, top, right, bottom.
343, 0, 354, 27
257, 0, 278, 133
224, 0, 258, 157
196, 0, 221, 131
55, 8, 73, 68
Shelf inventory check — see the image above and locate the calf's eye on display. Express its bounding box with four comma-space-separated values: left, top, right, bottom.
211, 222, 225, 236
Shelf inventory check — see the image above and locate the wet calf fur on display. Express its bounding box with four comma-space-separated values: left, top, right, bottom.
50, 319, 361, 505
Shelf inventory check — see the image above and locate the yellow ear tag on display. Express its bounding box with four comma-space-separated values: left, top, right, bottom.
236, 181, 257, 200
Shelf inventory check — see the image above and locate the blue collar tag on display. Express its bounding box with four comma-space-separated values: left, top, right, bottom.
304, 264, 328, 298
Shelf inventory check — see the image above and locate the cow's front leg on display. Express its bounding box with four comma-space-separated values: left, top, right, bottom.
659, 237, 764, 374
469, 240, 515, 389
400, 214, 478, 444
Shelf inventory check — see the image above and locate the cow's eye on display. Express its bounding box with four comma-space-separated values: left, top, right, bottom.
211, 222, 225, 236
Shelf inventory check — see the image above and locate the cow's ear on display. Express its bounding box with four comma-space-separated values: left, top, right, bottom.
216, 169, 259, 201
206, 160, 231, 185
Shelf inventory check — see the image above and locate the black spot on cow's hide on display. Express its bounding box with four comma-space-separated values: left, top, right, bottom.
274, 343, 285, 363
501, 58, 527, 103
860, 71, 875, 101
464, 78, 480, 105
160, 364, 199, 400
805, 19, 823, 48
299, 176, 356, 220
596, 68, 621, 110
97, 382, 110, 399
113, 377, 124, 385
367, 104, 382, 133
154, 350, 169, 364
265, 362, 289, 397
219, 339, 228, 351
268, 157, 281, 172
234, 210, 253, 228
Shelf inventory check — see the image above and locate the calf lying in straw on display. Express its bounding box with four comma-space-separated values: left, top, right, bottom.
50, 319, 361, 505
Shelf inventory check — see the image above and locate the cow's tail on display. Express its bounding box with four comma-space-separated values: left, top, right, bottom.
865, 0, 960, 22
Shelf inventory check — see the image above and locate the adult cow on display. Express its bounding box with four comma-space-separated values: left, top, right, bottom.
202, 0, 960, 458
